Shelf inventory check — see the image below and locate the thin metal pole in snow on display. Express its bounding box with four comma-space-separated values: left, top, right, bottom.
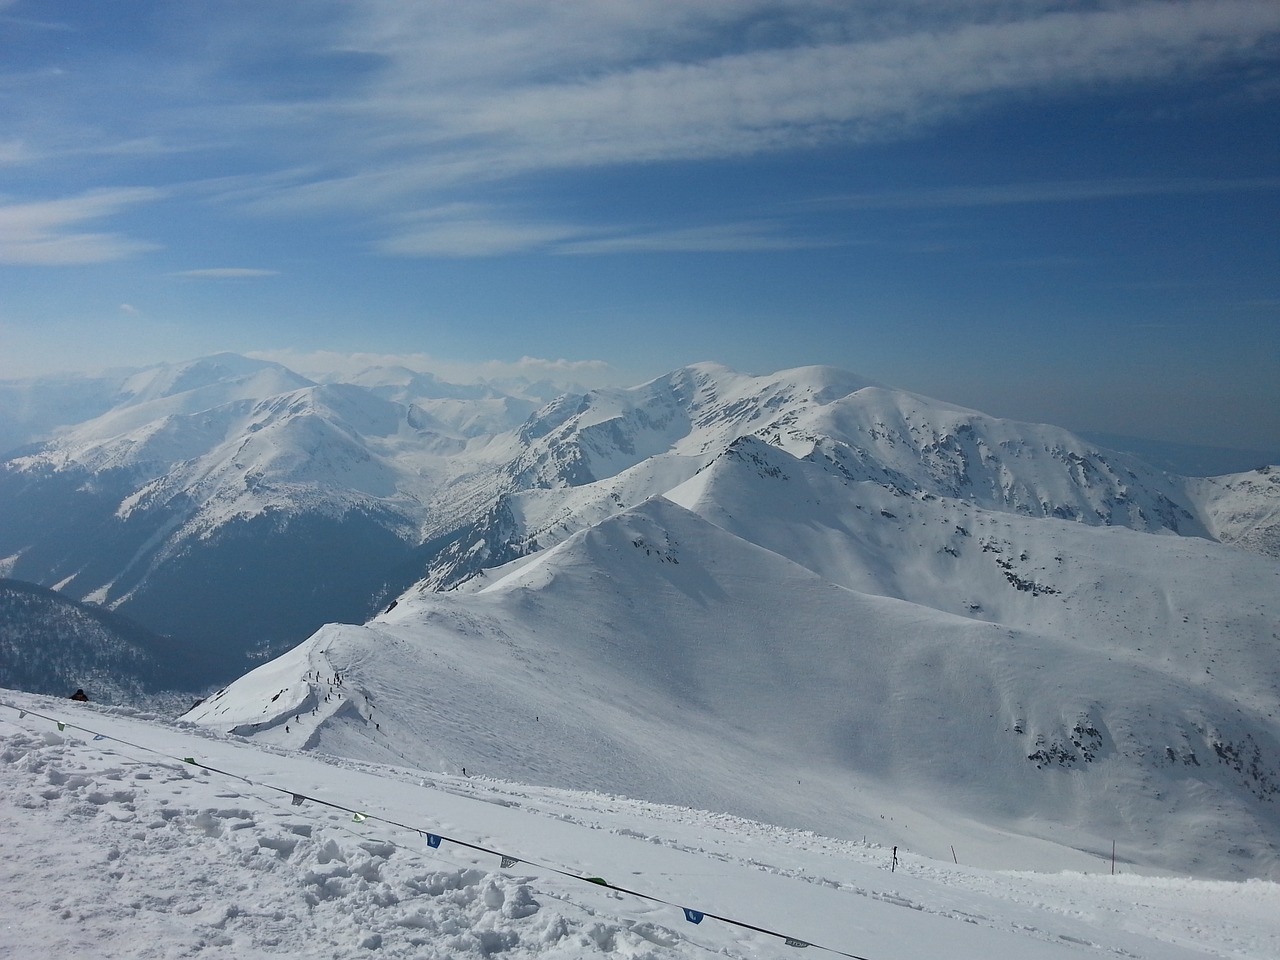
1111, 840, 1116, 876
951, 845, 958, 864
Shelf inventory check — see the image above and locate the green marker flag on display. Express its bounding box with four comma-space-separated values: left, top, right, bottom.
56, 722, 65, 732
352, 812, 368, 823
583, 877, 608, 886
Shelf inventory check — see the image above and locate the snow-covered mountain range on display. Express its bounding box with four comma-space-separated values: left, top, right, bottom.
2, 356, 1275, 661
3, 353, 1279, 880
0, 355, 542, 674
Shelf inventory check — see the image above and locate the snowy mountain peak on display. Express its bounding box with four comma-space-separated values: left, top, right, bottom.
119, 353, 305, 404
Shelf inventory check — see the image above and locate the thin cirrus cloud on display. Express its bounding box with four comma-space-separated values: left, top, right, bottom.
171, 268, 281, 279
204, 0, 1280, 262
557, 222, 829, 255
375, 206, 819, 258
258, 1, 1280, 207
375, 216, 583, 258
0, 187, 163, 265
7, 1, 1280, 264
810, 177, 1280, 210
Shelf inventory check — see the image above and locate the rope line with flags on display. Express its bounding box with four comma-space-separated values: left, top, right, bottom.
0, 698, 876, 960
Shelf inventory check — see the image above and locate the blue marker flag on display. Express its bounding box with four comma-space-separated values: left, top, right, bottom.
425, 833, 442, 849
683, 908, 704, 925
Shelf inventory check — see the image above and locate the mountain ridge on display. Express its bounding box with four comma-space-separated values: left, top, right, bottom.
4, 351, 1278, 878
185, 490, 1280, 878
1, 352, 1276, 673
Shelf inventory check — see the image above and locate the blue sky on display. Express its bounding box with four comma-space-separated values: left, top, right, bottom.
1, 1, 1277, 448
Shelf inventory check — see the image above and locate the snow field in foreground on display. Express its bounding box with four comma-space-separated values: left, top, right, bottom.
3, 691, 1280, 959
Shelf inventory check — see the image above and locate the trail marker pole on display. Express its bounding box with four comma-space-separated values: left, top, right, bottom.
1111, 840, 1116, 876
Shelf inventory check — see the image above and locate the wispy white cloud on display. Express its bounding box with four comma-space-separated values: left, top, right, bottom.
193, 0, 1279, 257
559, 221, 828, 255
9, 2, 1280, 258
471, 2, 1274, 160
811, 176, 1280, 210
371, 202, 826, 258
260, 0, 1280, 204
373, 199, 831, 258
0, 12, 72, 33
0, 140, 34, 164
0, 188, 164, 265
171, 268, 280, 279
376, 211, 582, 258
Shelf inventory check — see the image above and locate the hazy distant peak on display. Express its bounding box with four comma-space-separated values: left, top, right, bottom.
120, 353, 310, 404
344, 365, 501, 402
344, 364, 421, 388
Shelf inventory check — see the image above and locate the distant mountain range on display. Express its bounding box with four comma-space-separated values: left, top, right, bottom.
1, 353, 1276, 680
3, 353, 1279, 877
184, 421, 1280, 878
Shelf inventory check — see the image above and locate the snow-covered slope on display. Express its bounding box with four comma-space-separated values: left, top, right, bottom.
187, 492, 1280, 880
8, 690, 1280, 959
1186, 466, 1280, 559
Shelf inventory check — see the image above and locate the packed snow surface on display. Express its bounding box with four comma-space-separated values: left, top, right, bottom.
5, 690, 1279, 959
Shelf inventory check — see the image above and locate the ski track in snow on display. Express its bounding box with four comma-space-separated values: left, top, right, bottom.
4, 692, 1280, 960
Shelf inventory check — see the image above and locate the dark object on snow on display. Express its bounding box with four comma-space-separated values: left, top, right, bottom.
70, 689, 89, 702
